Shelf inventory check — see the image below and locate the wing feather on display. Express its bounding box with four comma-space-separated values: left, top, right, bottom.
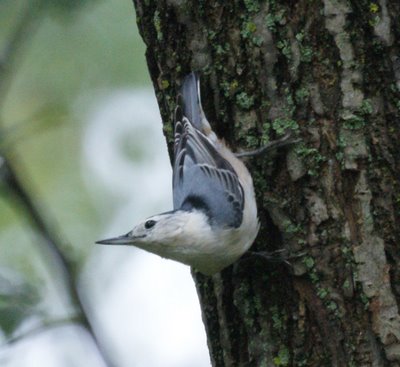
173, 117, 244, 228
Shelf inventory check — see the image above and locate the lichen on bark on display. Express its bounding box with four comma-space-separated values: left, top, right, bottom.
132, 0, 400, 365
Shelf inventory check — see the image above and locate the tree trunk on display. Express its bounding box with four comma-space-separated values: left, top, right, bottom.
132, 1, 400, 366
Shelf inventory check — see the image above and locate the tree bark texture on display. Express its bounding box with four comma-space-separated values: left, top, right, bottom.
132, 1, 400, 366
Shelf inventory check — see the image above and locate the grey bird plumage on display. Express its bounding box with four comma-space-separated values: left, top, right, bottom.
173, 73, 244, 228
97, 72, 259, 275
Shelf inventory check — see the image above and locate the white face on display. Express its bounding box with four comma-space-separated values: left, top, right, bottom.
98, 209, 223, 273
98, 209, 215, 268
127, 212, 184, 245
127, 216, 159, 241
97, 212, 179, 246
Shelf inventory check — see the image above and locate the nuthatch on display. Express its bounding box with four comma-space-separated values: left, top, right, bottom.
97, 72, 260, 275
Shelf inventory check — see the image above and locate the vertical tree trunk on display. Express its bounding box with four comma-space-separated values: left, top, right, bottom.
132, 1, 400, 365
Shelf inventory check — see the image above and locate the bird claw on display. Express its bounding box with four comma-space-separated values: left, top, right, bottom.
235, 132, 300, 159
247, 249, 306, 267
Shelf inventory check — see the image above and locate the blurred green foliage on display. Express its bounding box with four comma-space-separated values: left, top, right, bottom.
0, 0, 150, 337
0, 268, 39, 336
45, 0, 98, 14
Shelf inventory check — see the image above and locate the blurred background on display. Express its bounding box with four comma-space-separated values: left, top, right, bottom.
0, 1, 209, 366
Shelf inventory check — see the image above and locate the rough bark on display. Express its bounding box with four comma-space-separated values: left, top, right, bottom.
131, 1, 400, 366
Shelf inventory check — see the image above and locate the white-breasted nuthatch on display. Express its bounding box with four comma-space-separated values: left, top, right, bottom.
97, 72, 259, 275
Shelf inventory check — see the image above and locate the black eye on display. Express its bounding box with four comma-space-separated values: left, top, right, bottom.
144, 220, 156, 229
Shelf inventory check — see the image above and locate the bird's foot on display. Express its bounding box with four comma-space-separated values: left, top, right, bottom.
247, 249, 305, 267
235, 132, 300, 159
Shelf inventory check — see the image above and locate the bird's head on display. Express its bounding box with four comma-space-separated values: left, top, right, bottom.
96, 210, 205, 260
97, 208, 248, 275
97, 210, 185, 245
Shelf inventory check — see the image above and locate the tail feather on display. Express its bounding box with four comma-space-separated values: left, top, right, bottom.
179, 72, 205, 131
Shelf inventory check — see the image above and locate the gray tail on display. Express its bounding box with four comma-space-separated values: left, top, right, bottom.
179, 72, 204, 130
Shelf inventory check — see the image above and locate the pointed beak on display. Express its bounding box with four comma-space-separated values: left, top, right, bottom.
96, 232, 142, 245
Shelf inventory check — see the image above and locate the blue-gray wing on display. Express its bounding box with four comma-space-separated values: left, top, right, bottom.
173, 116, 244, 228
